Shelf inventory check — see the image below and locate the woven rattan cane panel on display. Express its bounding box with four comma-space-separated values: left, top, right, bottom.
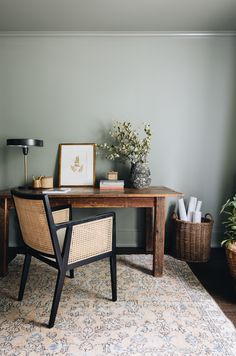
52, 208, 70, 224
68, 217, 113, 264
14, 196, 54, 255
52, 209, 70, 250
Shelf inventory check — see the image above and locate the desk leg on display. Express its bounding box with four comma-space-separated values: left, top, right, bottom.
153, 197, 165, 277
0, 198, 9, 277
145, 208, 153, 253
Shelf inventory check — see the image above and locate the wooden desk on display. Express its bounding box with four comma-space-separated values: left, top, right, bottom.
0, 186, 182, 277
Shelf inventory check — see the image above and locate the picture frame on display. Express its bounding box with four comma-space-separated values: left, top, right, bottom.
59, 143, 95, 187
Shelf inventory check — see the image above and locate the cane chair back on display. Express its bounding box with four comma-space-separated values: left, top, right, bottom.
13, 195, 54, 255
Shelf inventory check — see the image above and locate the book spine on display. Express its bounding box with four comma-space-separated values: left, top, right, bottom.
100, 180, 124, 185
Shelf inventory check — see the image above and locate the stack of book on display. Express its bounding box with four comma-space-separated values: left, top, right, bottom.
99, 180, 124, 190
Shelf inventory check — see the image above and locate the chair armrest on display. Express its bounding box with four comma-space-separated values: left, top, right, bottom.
55, 221, 71, 230
54, 212, 115, 230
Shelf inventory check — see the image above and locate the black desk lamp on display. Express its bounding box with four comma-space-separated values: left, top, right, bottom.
7, 138, 43, 186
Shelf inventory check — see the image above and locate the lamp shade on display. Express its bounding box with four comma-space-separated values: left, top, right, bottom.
6, 138, 43, 148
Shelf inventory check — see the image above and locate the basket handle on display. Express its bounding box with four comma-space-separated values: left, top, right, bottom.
204, 213, 213, 221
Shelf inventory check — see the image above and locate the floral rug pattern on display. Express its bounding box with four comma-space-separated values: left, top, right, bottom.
0, 254, 236, 355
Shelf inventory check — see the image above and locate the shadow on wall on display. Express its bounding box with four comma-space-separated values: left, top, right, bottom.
165, 202, 177, 255
53, 147, 60, 187
0, 145, 9, 189
217, 44, 236, 244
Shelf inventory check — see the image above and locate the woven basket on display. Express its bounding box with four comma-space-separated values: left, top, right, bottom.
41, 176, 53, 189
172, 213, 214, 262
226, 243, 236, 279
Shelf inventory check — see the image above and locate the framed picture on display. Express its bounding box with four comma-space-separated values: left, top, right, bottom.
59, 143, 95, 187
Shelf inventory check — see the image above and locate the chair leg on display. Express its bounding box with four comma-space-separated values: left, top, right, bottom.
110, 255, 117, 301
66, 269, 74, 278
18, 254, 32, 301
48, 270, 66, 328
69, 269, 74, 278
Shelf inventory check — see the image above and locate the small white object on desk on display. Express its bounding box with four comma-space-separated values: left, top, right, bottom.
42, 188, 71, 194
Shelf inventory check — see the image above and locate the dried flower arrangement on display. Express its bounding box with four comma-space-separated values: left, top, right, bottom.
97, 121, 152, 165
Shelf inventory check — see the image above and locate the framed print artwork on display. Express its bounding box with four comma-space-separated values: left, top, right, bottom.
59, 143, 95, 187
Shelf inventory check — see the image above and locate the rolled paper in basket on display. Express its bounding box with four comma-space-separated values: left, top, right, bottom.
187, 196, 197, 221
193, 211, 201, 223
178, 198, 187, 221
196, 200, 202, 212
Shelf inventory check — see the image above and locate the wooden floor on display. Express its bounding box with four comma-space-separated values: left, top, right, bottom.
188, 248, 236, 327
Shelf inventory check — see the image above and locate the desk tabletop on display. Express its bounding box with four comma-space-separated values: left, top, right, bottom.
0, 186, 182, 198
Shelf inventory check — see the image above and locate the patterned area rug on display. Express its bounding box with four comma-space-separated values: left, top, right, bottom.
0, 254, 236, 355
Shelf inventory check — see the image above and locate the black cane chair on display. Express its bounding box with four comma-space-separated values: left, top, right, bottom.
11, 189, 116, 328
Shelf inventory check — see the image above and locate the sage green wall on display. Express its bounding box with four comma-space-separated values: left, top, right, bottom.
1, 34, 236, 247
